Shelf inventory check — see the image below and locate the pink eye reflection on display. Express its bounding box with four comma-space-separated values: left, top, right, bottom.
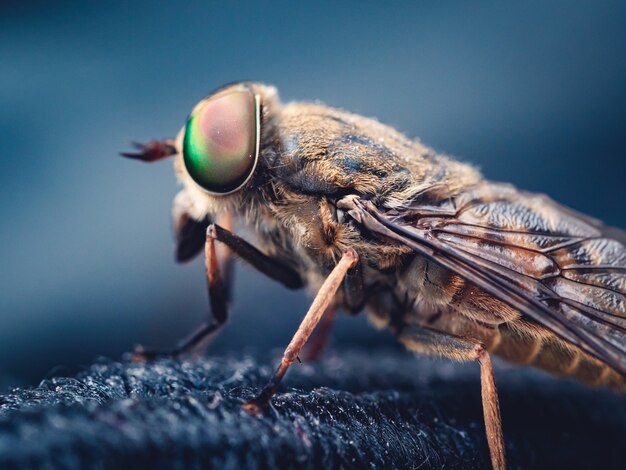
197, 91, 255, 158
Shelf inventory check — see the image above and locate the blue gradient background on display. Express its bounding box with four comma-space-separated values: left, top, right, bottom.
1, 1, 625, 387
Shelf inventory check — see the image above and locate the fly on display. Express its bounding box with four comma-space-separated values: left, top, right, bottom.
121, 82, 626, 470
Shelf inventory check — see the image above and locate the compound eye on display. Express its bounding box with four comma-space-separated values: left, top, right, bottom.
183, 89, 259, 194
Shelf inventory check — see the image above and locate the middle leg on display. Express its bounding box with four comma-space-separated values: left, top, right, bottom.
243, 249, 359, 414
301, 305, 337, 361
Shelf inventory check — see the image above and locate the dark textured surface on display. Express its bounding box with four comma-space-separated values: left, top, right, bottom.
0, 349, 625, 469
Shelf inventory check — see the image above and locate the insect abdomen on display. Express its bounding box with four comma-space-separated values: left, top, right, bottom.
491, 323, 626, 392
401, 254, 626, 391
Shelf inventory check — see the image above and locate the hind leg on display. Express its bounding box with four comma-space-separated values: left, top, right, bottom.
399, 325, 506, 470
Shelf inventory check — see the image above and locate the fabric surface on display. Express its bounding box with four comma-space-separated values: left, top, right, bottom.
0, 348, 624, 469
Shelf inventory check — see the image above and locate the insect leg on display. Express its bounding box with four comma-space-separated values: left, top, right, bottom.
299, 258, 366, 360
208, 224, 304, 290
399, 325, 506, 470
132, 223, 229, 360
242, 249, 359, 415
302, 256, 367, 360
479, 351, 506, 470
120, 139, 177, 162
215, 212, 235, 303
301, 305, 337, 361
132, 222, 304, 361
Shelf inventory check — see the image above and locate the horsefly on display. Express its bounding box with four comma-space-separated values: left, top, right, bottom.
122, 82, 626, 470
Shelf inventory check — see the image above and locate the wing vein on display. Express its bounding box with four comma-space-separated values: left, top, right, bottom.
353, 199, 626, 375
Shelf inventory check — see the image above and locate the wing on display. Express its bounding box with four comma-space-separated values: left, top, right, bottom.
343, 182, 626, 375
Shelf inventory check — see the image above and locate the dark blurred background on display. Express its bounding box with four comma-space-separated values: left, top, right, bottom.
1, 0, 624, 388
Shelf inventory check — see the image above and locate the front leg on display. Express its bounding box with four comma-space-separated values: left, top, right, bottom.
133, 223, 304, 360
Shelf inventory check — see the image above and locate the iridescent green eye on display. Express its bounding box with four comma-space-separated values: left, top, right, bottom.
183, 89, 259, 195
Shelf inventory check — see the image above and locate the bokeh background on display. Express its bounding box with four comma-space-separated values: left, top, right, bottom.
1, 0, 625, 388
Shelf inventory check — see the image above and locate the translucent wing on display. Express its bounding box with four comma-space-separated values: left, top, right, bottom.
346, 182, 626, 375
